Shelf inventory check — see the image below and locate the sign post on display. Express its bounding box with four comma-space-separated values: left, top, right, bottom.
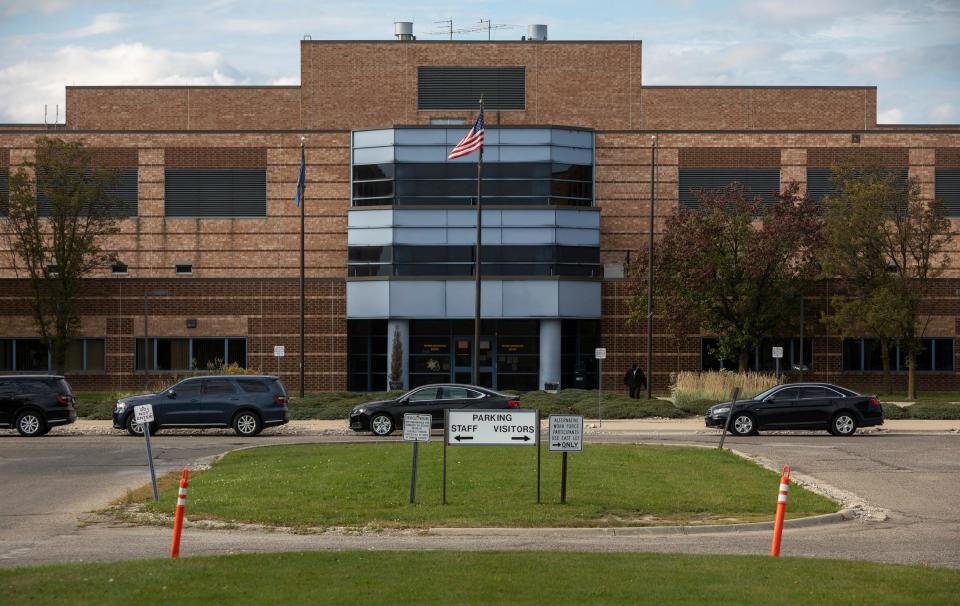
717, 386, 742, 450
595, 348, 606, 428
549, 415, 583, 504
273, 345, 285, 377
444, 409, 540, 503
403, 413, 431, 504
772, 346, 783, 380
134, 404, 159, 502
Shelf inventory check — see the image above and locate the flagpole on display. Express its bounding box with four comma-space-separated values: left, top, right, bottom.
472, 99, 484, 387
299, 137, 306, 398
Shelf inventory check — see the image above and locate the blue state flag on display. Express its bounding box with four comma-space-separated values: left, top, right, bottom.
295, 144, 306, 207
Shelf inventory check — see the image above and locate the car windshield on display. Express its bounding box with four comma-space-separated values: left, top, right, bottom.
752, 386, 783, 401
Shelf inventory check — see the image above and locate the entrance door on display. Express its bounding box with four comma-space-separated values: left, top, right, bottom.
453, 336, 495, 388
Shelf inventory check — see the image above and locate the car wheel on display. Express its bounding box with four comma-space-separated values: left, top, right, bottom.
15, 411, 46, 437
370, 413, 394, 436
830, 413, 857, 436
233, 411, 263, 437
730, 412, 758, 436
125, 415, 158, 436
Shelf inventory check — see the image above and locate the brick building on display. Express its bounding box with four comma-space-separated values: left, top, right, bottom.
0, 25, 958, 393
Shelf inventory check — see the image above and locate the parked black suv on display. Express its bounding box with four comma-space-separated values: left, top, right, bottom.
0, 375, 77, 436
112, 375, 289, 437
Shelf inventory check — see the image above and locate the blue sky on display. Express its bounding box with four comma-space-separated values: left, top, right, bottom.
1, 0, 957, 125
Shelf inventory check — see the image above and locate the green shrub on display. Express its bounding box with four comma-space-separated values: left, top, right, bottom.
881, 403, 911, 420
905, 401, 960, 420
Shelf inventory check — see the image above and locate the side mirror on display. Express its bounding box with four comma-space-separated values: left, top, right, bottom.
167, 389, 177, 399
765, 396, 776, 403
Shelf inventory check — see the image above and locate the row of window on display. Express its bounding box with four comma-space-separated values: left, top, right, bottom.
5, 167, 957, 217
347, 245, 602, 278
352, 162, 594, 208
700, 337, 956, 372
0, 338, 105, 372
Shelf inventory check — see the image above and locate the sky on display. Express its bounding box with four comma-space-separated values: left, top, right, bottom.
0, 0, 958, 125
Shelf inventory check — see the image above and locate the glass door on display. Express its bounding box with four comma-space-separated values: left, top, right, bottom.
453, 336, 495, 388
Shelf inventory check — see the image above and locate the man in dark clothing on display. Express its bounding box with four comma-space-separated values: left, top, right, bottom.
624, 363, 642, 399
633, 365, 647, 398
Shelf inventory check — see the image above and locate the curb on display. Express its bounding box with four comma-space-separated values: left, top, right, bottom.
424, 508, 856, 538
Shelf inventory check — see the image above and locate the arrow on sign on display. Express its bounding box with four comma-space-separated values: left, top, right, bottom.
511, 435, 531, 442
552, 442, 562, 447
454, 435, 474, 442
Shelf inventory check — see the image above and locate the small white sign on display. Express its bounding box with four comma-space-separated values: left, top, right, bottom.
134, 404, 154, 424
594, 347, 607, 360
403, 414, 432, 442
772, 347, 784, 359
549, 415, 583, 452
273, 345, 285, 357
447, 410, 537, 446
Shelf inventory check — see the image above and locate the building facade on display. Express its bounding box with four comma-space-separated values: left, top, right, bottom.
1, 27, 958, 393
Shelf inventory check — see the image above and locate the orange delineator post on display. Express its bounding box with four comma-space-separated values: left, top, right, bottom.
170, 468, 189, 559
770, 464, 791, 557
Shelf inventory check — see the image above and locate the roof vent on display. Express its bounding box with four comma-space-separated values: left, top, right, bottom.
394, 21, 415, 41
527, 24, 547, 41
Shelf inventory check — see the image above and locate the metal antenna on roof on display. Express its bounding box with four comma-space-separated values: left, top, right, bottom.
471, 19, 517, 40
429, 19, 454, 40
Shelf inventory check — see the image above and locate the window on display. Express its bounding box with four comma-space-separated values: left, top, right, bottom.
237, 379, 270, 393
348, 245, 601, 279
841, 338, 954, 372
801, 387, 840, 399
112, 262, 128, 275
561, 320, 600, 390
134, 337, 247, 371
0, 338, 104, 372
175, 264, 193, 275
0, 166, 8, 216
203, 378, 237, 395
165, 169, 266, 217
935, 169, 960, 217
701, 337, 812, 372
36, 168, 139, 217
418, 66, 525, 111
770, 387, 802, 400
173, 380, 202, 397
352, 162, 593, 208
679, 169, 781, 209
347, 320, 388, 391
408, 387, 440, 402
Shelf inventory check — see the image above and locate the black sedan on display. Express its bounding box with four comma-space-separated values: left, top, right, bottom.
350, 384, 520, 436
705, 382, 884, 436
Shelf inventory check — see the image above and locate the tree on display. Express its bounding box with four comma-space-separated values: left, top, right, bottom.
2, 138, 122, 374
629, 183, 822, 372
820, 164, 950, 399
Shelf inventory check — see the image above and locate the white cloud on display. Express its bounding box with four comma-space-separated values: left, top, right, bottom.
877, 108, 904, 124
0, 43, 245, 123
929, 103, 958, 122
66, 12, 126, 38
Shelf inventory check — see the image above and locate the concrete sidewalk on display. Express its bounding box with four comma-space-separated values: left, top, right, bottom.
37, 418, 960, 437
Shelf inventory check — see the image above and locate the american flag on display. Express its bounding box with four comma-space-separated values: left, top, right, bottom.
447, 110, 484, 160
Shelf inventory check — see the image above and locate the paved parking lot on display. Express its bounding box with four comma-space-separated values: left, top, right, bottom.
1, 423, 957, 569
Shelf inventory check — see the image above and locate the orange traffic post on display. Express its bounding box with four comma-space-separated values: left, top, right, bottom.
170, 468, 189, 559
770, 464, 791, 557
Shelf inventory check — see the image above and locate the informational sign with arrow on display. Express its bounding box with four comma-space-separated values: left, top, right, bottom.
446, 410, 537, 446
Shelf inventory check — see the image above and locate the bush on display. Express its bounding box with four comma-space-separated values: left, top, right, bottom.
671, 371, 778, 411
905, 401, 960, 420
516, 389, 687, 419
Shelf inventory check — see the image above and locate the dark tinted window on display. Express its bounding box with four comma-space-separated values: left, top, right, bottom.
801, 387, 837, 399
237, 380, 270, 393
408, 387, 440, 402
441, 386, 478, 400
771, 388, 801, 400
203, 379, 236, 395
174, 381, 202, 397
418, 66, 525, 111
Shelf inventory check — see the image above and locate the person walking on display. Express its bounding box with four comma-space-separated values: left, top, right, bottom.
634, 364, 647, 399
624, 363, 640, 399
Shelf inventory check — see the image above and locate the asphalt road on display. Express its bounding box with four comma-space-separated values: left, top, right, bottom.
1, 429, 958, 569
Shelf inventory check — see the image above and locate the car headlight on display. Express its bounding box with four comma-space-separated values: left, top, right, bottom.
353, 407, 366, 415
712, 406, 731, 415
115, 401, 128, 412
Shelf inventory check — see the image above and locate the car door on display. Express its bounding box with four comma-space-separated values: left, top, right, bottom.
798, 387, 839, 427
155, 379, 204, 425
0, 381, 15, 425
400, 386, 442, 426
201, 378, 240, 426
754, 387, 802, 429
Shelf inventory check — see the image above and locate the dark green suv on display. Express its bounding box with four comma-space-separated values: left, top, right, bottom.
0, 375, 77, 436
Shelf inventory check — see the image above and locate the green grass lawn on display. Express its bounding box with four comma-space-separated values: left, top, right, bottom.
131, 443, 837, 528
3, 551, 958, 605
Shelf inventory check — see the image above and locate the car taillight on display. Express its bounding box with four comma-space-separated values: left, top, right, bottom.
507, 399, 520, 408
869, 397, 881, 409
274, 395, 288, 407
56, 394, 72, 406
